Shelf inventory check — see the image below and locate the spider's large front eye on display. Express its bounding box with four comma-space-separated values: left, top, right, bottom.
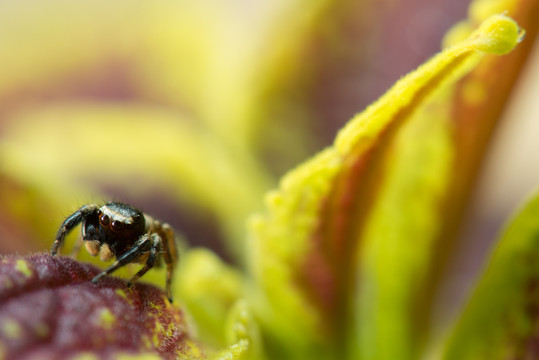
111, 220, 124, 232
100, 214, 110, 226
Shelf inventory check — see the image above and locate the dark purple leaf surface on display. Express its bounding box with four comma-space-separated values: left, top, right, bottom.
0, 253, 204, 360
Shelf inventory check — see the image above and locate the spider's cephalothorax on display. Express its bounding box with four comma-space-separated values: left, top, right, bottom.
51, 202, 178, 302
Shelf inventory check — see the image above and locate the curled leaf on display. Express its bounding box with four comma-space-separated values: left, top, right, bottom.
248, 14, 523, 360
0, 254, 204, 360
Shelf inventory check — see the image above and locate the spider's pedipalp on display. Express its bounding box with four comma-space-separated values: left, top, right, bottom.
51, 204, 99, 255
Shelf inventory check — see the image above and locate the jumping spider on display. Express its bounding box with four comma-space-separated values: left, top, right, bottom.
51, 202, 178, 302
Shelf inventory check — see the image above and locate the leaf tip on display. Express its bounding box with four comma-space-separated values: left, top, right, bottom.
472, 14, 523, 55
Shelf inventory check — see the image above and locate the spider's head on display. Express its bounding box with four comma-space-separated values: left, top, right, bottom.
97, 202, 145, 236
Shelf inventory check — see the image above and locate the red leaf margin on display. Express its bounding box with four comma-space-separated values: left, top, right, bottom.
0, 253, 204, 360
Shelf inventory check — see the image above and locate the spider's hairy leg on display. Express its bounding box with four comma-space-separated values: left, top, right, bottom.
91, 234, 152, 284
127, 234, 164, 296
164, 261, 174, 303
161, 223, 177, 303
69, 215, 94, 257
51, 204, 99, 256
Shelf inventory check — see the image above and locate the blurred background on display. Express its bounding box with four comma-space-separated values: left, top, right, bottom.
0, 0, 484, 260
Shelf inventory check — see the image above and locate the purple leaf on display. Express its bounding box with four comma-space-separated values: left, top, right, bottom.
0, 253, 204, 360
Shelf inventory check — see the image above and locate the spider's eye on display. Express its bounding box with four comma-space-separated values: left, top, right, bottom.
111, 220, 124, 232
100, 214, 110, 226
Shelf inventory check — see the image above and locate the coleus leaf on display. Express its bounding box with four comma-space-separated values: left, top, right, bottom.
247, 14, 522, 360
0, 254, 204, 360
438, 0, 539, 249
174, 248, 244, 348
439, 188, 539, 359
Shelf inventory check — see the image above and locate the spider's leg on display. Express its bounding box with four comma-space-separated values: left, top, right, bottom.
91, 234, 151, 284
126, 233, 161, 288
160, 223, 177, 303
165, 259, 174, 303
51, 204, 99, 256
70, 216, 94, 257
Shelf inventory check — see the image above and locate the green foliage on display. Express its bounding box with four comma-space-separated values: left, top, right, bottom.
175, 248, 244, 348
440, 190, 539, 359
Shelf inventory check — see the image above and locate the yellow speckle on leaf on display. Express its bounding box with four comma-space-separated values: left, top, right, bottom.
141, 334, 153, 350
148, 301, 166, 319
148, 301, 161, 312
115, 289, 132, 304
1, 319, 22, 339
34, 322, 49, 338
15, 259, 32, 278
152, 332, 160, 348
97, 308, 116, 330
178, 339, 204, 359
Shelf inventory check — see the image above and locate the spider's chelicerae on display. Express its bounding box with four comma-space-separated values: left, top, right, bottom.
51, 202, 178, 302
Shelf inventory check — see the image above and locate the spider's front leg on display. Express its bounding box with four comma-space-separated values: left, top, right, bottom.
69, 216, 94, 257
51, 204, 99, 256
160, 223, 177, 303
126, 233, 163, 292
91, 234, 152, 284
